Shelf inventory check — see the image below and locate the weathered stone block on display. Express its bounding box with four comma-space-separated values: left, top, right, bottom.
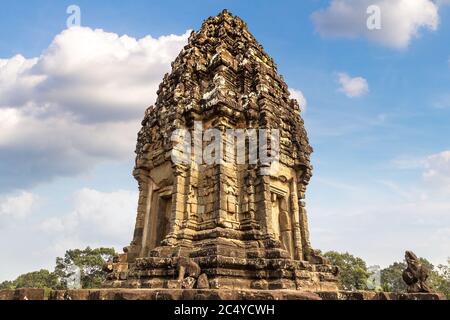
196, 274, 210, 289
181, 277, 196, 289
0, 289, 45, 300
41, 289, 447, 300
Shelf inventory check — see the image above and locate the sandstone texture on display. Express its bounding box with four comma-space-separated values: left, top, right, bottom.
0, 289, 45, 300
0, 289, 444, 300
104, 9, 338, 293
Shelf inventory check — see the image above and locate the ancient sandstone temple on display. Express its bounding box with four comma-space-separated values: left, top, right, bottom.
105, 10, 338, 291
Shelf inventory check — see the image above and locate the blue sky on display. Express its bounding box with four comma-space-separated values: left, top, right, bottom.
1, 0, 449, 281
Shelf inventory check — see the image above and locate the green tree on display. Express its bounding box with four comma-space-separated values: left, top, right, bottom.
323, 251, 370, 291
0, 280, 15, 290
429, 259, 450, 299
14, 269, 59, 289
0, 269, 58, 290
54, 247, 116, 289
380, 262, 407, 292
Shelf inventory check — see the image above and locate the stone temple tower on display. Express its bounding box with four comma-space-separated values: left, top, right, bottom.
105, 10, 338, 291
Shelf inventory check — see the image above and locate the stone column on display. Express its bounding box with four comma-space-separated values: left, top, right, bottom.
256, 174, 274, 237
290, 176, 304, 260
297, 172, 312, 258
279, 197, 294, 258
139, 177, 156, 257
126, 171, 151, 261
165, 166, 187, 246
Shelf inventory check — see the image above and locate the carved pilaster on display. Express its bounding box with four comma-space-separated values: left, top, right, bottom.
290, 176, 304, 260
164, 166, 188, 246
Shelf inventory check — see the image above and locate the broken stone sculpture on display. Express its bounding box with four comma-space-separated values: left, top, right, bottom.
402, 251, 432, 293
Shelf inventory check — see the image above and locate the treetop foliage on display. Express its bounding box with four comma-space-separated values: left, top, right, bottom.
0, 247, 116, 290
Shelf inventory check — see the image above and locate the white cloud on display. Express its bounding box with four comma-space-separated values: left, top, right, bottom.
392, 150, 450, 194
0, 187, 137, 282
307, 149, 450, 267
0, 27, 190, 192
309, 168, 450, 267
337, 73, 369, 97
0, 191, 38, 220
39, 188, 138, 245
289, 88, 308, 111
312, 0, 439, 49
423, 151, 450, 193
391, 156, 425, 170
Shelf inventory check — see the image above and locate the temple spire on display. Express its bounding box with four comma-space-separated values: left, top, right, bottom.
104, 10, 338, 292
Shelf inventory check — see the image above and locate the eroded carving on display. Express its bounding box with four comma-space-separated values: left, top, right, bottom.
402, 251, 432, 293
104, 9, 338, 292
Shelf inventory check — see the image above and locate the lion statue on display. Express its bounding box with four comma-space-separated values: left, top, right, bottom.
402, 251, 432, 293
